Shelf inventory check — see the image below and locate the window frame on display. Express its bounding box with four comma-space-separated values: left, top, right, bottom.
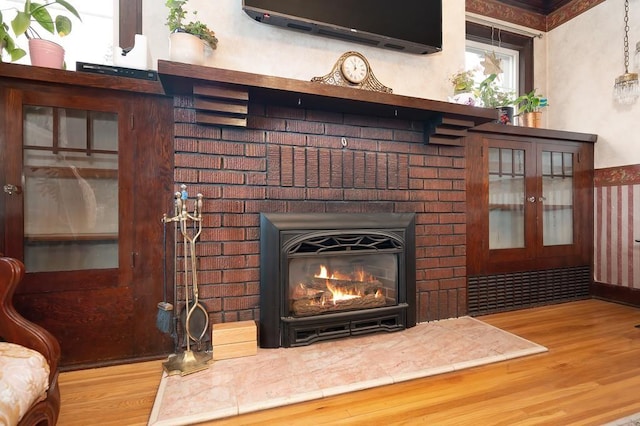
466, 21, 534, 96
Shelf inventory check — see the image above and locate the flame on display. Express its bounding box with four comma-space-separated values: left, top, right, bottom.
316, 265, 329, 279
325, 280, 360, 303
305, 264, 382, 306
314, 265, 374, 282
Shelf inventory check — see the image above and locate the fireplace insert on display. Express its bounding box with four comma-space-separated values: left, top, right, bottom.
260, 213, 416, 348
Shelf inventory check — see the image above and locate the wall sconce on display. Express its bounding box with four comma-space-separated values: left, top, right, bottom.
613, 0, 639, 105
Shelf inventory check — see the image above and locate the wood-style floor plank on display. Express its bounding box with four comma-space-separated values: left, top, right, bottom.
57, 299, 640, 425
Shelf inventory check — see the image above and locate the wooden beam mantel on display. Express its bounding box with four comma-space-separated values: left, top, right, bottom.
157, 60, 497, 145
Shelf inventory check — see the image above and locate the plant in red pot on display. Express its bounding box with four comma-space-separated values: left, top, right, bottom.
0, 0, 81, 69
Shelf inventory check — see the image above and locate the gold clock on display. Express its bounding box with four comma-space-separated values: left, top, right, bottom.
311, 51, 392, 93
340, 53, 368, 84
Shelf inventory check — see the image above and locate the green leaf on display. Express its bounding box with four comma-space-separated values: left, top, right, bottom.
11, 11, 31, 36
10, 47, 27, 61
55, 15, 72, 36
55, 0, 82, 20
30, 3, 55, 34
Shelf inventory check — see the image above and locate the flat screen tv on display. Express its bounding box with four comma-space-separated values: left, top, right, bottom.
242, 0, 442, 55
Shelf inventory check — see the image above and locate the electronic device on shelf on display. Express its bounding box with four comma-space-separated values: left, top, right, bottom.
76, 62, 158, 81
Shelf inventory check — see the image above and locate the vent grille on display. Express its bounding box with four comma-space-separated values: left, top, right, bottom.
468, 266, 591, 316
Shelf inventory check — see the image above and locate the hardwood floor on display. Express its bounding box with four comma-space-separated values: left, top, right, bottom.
57, 299, 640, 425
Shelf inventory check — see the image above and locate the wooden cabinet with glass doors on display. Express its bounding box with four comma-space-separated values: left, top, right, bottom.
0, 63, 173, 368
466, 124, 596, 315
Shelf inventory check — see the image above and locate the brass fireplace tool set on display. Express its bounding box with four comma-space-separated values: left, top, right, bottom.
159, 184, 212, 376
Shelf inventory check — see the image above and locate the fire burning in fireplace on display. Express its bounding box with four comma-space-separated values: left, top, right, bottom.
291, 264, 387, 316
259, 212, 416, 348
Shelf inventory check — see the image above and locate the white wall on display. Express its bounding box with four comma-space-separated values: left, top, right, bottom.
143, 0, 466, 101
547, 0, 640, 169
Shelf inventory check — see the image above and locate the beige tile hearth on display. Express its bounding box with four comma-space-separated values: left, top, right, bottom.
148, 317, 546, 426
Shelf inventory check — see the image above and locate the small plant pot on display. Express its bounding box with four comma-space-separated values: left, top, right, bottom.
169, 32, 205, 65
520, 111, 542, 128
28, 39, 65, 69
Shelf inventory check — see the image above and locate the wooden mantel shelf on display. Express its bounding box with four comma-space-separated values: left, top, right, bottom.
157, 60, 497, 145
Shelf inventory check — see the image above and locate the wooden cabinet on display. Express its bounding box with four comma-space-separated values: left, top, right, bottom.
0, 63, 174, 368
465, 124, 596, 315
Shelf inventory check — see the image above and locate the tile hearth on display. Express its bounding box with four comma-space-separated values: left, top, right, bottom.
148, 317, 547, 426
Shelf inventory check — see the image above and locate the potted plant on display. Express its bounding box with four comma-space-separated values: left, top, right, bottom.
449, 69, 479, 106
476, 73, 515, 125
0, 0, 81, 68
514, 89, 548, 128
166, 0, 218, 65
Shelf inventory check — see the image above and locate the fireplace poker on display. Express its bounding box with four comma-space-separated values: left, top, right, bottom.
161, 185, 212, 376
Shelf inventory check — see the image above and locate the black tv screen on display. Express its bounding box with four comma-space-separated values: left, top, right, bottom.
242, 0, 442, 55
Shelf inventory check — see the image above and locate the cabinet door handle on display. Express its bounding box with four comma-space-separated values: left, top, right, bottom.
527, 196, 536, 203
3, 184, 21, 195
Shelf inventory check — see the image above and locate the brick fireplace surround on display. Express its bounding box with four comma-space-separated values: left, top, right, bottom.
157, 60, 497, 334
172, 96, 469, 328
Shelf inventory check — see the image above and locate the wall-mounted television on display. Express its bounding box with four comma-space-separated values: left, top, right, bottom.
242, 0, 442, 55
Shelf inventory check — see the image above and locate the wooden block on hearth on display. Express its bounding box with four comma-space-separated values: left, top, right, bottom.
212, 320, 257, 360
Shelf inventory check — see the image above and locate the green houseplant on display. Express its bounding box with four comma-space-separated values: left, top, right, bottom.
166, 0, 218, 65
476, 73, 515, 125
476, 74, 514, 108
514, 89, 548, 127
0, 0, 81, 65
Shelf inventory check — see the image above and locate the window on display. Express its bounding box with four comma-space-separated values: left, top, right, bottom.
466, 21, 534, 96
466, 40, 519, 96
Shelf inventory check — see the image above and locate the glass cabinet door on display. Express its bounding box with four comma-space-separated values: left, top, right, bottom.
22, 105, 119, 272
485, 140, 580, 263
540, 150, 574, 247
488, 146, 526, 249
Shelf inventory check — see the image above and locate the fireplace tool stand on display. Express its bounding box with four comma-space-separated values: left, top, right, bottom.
161, 185, 212, 376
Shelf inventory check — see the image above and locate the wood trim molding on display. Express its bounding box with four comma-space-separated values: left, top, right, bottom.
546, 0, 607, 30
594, 164, 640, 187
592, 281, 640, 307
466, 0, 547, 31
466, 0, 607, 32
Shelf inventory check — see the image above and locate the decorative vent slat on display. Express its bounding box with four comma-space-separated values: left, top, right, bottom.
424, 116, 478, 147
193, 83, 249, 128
468, 266, 590, 316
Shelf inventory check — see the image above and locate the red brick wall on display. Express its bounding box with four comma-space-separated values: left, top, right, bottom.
171, 95, 467, 325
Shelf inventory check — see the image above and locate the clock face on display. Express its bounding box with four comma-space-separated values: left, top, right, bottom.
341, 54, 368, 84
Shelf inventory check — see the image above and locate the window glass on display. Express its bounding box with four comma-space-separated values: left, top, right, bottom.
541, 151, 574, 246
23, 105, 119, 272
489, 147, 526, 249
